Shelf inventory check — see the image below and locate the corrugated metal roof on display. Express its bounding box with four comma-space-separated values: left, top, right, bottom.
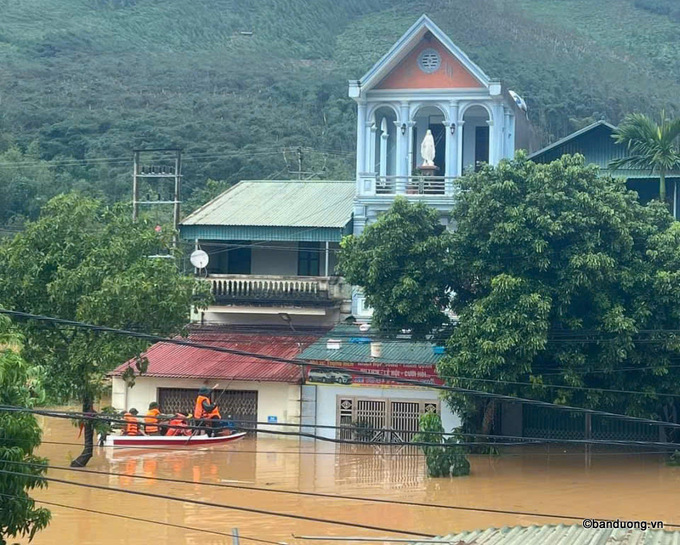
181, 180, 355, 228
418, 524, 679, 544
299, 324, 443, 365
110, 329, 323, 383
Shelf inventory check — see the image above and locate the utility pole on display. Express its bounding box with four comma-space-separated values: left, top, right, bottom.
297, 147, 303, 180
131, 148, 182, 245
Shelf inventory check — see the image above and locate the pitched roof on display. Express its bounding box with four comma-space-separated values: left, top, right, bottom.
110, 328, 325, 383
528, 120, 617, 160
354, 14, 492, 93
181, 180, 355, 229
417, 524, 679, 544
299, 324, 443, 366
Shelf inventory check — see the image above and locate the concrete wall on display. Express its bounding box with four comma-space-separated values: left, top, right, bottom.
313, 384, 460, 439
251, 242, 298, 276
111, 376, 301, 434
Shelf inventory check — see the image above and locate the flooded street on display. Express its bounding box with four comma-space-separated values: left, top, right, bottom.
20, 417, 680, 544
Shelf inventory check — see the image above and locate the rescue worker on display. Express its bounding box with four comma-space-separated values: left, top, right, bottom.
122, 408, 144, 436
144, 401, 161, 435
165, 413, 191, 436
193, 387, 221, 436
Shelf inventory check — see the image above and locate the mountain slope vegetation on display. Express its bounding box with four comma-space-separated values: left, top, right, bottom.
0, 0, 679, 225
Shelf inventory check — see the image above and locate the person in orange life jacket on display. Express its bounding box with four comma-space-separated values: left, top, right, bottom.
165, 413, 191, 436
144, 402, 161, 435
122, 408, 144, 436
194, 387, 221, 437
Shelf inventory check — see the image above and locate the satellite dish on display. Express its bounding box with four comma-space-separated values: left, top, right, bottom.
190, 249, 209, 269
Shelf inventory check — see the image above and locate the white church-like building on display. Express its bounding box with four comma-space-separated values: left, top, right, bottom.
350, 14, 530, 235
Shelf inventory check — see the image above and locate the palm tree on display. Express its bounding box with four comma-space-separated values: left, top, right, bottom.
610, 112, 680, 204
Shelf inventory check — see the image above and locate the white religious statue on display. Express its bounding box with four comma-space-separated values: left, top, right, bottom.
420, 129, 436, 167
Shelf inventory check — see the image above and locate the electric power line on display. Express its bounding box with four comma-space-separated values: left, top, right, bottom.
0, 468, 434, 538
0, 466, 676, 530
0, 492, 283, 545
0, 406, 673, 451
2, 309, 680, 434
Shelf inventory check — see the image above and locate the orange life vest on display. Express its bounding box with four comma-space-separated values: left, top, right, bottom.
144, 408, 160, 434
124, 412, 140, 436
166, 418, 189, 436
194, 395, 211, 419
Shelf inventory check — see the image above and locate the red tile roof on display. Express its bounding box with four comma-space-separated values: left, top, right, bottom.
110, 330, 321, 383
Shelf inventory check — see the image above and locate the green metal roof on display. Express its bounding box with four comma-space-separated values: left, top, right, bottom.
299, 324, 443, 365
417, 524, 679, 544
182, 180, 355, 228
180, 180, 355, 242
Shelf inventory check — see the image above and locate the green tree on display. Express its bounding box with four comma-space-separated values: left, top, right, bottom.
610, 112, 680, 203
342, 154, 680, 435
0, 317, 51, 543
413, 412, 469, 478
0, 193, 212, 467
338, 198, 455, 339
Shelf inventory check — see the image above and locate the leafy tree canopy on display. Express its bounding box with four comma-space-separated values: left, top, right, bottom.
342, 154, 680, 433
0, 193, 212, 465
0, 317, 51, 544
339, 198, 455, 339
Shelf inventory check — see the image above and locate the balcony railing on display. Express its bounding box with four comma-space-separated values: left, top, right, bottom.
359, 174, 456, 197
207, 274, 348, 304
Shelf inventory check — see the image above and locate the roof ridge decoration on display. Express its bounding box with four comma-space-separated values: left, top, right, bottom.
350, 14, 492, 96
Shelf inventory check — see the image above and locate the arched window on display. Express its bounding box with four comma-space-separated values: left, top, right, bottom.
462, 105, 491, 172
411, 105, 447, 175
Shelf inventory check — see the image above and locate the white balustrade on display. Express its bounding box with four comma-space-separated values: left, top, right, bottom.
360, 174, 455, 196
208, 275, 348, 302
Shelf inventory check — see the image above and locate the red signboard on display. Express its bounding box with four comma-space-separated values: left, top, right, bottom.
305, 361, 443, 387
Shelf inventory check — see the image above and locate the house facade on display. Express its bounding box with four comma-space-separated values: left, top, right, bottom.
110, 327, 325, 431
180, 180, 354, 328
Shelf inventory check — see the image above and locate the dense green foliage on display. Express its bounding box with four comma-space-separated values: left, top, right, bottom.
0, 193, 212, 465
414, 413, 470, 478
342, 155, 680, 434
339, 198, 454, 338
611, 112, 680, 202
0, 317, 51, 543
1, 0, 680, 227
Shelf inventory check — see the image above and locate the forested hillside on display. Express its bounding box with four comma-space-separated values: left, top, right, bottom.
1, 0, 679, 226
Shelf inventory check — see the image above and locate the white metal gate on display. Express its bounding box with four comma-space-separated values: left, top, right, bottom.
336, 396, 439, 443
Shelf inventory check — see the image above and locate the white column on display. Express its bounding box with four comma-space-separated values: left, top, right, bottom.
456, 120, 465, 176
368, 123, 377, 173
406, 122, 416, 178
397, 101, 410, 177
364, 121, 374, 174
355, 101, 367, 176
325, 241, 330, 276
503, 107, 511, 160
487, 118, 495, 166
445, 101, 459, 180
379, 117, 388, 178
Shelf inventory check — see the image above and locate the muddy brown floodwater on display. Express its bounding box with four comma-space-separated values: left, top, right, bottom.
16, 416, 680, 545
